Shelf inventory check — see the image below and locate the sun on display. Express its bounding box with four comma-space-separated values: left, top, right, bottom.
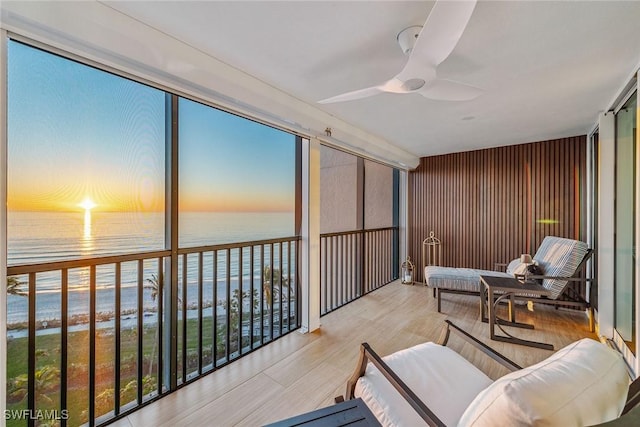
79, 197, 97, 211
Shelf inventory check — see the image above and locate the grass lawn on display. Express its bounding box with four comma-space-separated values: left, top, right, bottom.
5, 305, 289, 427
6, 317, 220, 427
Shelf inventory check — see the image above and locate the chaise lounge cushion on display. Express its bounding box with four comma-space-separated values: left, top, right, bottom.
355, 342, 493, 427
424, 266, 512, 293
458, 338, 629, 427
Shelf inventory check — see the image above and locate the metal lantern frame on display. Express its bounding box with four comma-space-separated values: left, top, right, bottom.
401, 257, 415, 285
422, 231, 442, 284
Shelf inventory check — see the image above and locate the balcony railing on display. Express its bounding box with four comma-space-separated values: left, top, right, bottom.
6, 236, 300, 427
320, 227, 398, 316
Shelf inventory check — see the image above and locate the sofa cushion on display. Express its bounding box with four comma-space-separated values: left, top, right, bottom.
355, 342, 493, 427
458, 338, 629, 427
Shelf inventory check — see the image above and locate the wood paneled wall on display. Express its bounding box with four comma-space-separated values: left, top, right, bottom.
409, 136, 587, 282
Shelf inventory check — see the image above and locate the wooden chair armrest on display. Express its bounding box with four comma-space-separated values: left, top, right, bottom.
345, 344, 368, 400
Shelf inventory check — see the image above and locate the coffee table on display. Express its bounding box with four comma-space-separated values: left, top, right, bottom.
479, 275, 554, 350
264, 397, 381, 427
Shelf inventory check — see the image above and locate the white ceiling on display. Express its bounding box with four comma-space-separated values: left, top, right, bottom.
97, 1, 639, 156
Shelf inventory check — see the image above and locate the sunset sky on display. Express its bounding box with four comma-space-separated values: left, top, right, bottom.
7, 41, 295, 213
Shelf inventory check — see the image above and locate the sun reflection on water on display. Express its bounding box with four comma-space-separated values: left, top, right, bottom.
81, 209, 95, 255
80, 198, 96, 255
83, 209, 92, 239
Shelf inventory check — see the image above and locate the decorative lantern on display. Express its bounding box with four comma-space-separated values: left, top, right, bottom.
422, 231, 442, 285
401, 257, 415, 285
422, 231, 442, 267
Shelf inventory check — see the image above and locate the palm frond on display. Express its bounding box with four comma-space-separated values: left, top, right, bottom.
7, 276, 27, 296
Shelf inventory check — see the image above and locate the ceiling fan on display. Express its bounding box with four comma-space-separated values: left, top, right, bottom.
318, 0, 481, 104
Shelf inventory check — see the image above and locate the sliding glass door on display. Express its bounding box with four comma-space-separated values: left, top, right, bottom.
615, 90, 637, 353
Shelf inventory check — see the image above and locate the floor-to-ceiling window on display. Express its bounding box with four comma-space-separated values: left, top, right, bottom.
176, 98, 298, 383
5, 39, 300, 427
178, 98, 296, 246
615, 90, 637, 354
7, 40, 166, 426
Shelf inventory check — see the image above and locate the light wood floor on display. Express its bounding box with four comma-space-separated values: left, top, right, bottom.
111, 280, 596, 427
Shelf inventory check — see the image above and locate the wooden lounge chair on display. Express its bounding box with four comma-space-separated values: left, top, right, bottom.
346, 321, 639, 427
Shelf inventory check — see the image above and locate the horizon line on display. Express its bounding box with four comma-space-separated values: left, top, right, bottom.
7, 208, 295, 214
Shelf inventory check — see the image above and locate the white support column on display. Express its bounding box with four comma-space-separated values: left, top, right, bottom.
399, 170, 409, 269
597, 112, 615, 339
300, 137, 321, 333
1, 28, 9, 427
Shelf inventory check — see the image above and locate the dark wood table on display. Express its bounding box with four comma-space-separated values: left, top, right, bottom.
479, 275, 554, 350
264, 398, 381, 427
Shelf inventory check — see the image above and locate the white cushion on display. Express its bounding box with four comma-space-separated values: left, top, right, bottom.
458, 338, 629, 427
511, 262, 530, 276
355, 342, 492, 427
506, 258, 522, 275
507, 258, 541, 276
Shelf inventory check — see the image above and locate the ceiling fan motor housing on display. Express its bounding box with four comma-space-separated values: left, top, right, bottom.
397, 25, 422, 55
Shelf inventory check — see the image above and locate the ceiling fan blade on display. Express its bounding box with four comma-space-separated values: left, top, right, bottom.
419, 79, 482, 101
400, 0, 477, 80
318, 85, 384, 104
318, 78, 407, 104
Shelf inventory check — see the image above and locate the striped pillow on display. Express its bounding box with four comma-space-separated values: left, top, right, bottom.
532, 236, 589, 299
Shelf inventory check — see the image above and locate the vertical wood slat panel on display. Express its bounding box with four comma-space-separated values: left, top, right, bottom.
409, 136, 586, 285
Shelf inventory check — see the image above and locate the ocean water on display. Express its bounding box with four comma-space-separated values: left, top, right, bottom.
7, 211, 295, 326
